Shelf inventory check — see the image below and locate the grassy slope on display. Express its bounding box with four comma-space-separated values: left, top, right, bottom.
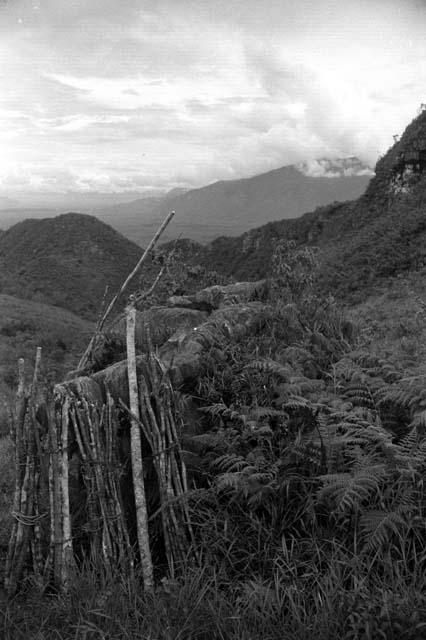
0, 294, 94, 431
348, 270, 426, 367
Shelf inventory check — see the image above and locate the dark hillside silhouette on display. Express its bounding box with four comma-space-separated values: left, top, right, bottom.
0, 212, 142, 319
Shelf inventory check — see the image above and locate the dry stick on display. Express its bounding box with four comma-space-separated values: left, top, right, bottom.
101, 404, 121, 563
120, 384, 195, 570
9, 395, 36, 592
86, 401, 113, 566
70, 406, 99, 559
47, 401, 62, 587
4, 359, 26, 593
138, 377, 174, 575
45, 447, 55, 579
10, 346, 43, 593
132, 238, 179, 306
60, 393, 73, 590
126, 304, 154, 591
133, 260, 167, 306
145, 364, 186, 568
157, 360, 199, 563
142, 361, 176, 571
29, 348, 44, 583
78, 210, 175, 370
108, 394, 134, 572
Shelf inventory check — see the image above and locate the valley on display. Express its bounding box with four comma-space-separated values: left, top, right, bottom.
0, 158, 371, 247
1, 112, 426, 639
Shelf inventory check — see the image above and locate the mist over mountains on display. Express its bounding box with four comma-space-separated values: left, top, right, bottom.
0, 102, 424, 319
0, 158, 371, 245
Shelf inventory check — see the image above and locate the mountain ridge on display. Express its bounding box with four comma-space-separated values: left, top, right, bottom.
96, 159, 371, 245
0, 158, 371, 246
174, 110, 426, 300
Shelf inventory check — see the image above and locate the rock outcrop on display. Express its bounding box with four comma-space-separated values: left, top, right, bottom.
64, 281, 272, 418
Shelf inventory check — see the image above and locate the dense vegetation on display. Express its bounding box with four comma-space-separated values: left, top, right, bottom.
3, 111, 426, 638
0, 213, 142, 319
1, 241, 426, 639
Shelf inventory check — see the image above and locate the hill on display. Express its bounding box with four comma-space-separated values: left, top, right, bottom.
0, 293, 94, 432
171, 110, 426, 300
0, 212, 143, 320
96, 158, 371, 245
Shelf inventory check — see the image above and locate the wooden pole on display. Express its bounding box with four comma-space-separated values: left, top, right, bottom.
60, 394, 73, 589
126, 303, 154, 591
78, 210, 175, 370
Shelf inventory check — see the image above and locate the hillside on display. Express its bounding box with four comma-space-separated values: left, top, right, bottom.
96, 159, 371, 245
0, 293, 94, 432
173, 110, 426, 300
0, 212, 143, 320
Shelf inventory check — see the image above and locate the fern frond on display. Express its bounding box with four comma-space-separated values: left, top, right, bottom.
251, 407, 288, 419
182, 432, 224, 453
201, 403, 247, 423
215, 472, 243, 492
282, 396, 312, 411
213, 454, 250, 473
360, 509, 407, 552
317, 464, 385, 514
244, 358, 292, 380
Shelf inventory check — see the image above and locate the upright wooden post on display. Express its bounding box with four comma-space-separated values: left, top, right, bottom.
126, 303, 153, 591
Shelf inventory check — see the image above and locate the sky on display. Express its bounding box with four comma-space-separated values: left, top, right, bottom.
0, 0, 426, 201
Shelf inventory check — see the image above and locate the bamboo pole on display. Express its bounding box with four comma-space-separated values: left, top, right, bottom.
78, 210, 175, 370
126, 303, 154, 591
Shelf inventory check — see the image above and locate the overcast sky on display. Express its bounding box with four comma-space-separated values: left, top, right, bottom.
0, 0, 425, 198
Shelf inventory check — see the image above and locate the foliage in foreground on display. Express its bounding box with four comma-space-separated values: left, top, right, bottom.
1, 240, 426, 638
1, 556, 425, 640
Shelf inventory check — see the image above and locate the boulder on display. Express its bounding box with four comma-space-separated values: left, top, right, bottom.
85, 302, 271, 396
59, 376, 104, 405
167, 279, 268, 311
159, 302, 271, 385
92, 355, 148, 406
107, 306, 208, 351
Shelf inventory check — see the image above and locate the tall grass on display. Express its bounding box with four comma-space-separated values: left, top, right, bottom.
0, 436, 14, 549
2, 249, 426, 638
1, 545, 425, 640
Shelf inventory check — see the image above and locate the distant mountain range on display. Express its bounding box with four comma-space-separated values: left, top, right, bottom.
174, 111, 426, 301
95, 158, 371, 245
0, 158, 371, 245
3, 111, 426, 395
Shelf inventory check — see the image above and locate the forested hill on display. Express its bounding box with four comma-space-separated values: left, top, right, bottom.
0, 212, 143, 320
173, 110, 426, 299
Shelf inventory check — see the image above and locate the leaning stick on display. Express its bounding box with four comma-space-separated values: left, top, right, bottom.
78, 210, 175, 370
126, 303, 154, 591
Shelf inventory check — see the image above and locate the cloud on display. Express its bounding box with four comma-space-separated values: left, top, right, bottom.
0, 0, 426, 196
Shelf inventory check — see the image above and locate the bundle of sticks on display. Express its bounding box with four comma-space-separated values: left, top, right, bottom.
4, 350, 133, 595
123, 306, 200, 586
5, 304, 198, 594
4, 349, 48, 595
